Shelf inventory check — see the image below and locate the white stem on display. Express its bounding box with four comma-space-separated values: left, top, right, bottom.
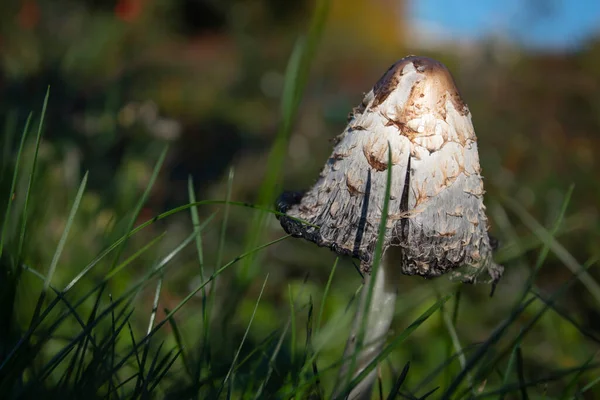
335, 254, 399, 400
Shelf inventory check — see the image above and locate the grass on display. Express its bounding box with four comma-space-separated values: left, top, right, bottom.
1, 3, 600, 399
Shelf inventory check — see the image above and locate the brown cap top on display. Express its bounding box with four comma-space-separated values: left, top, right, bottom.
373, 56, 468, 117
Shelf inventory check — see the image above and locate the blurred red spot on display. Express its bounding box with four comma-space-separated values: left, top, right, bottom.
17, 0, 40, 30
137, 206, 154, 224
115, 0, 145, 23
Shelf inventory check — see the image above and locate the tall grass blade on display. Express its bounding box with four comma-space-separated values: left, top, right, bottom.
531, 287, 600, 344
30, 171, 88, 325
110, 146, 168, 270
0, 113, 31, 262
498, 341, 518, 400
440, 296, 537, 400
417, 386, 439, 400
103, 232, 168, 282
187, 176, 205, 271
441, 294, 473, 391
515, 346, 529, 400
17, 88, 49, 262
288, 284, 297, 367
136, 274, 164, 395
137, 341, 165, 396
218, 274, 269, 396
187, 176, 211, 388
344, 294, 453, 397
317, 257, 338, 334
74, 285, 105, 383
386, 362, 410, 400
503, 195, 600, 305
240, 0, 330, 279
44, 171, 88, 294
148, 349, 182, 393
164, 307, 192, 379
578, 374, 600, 395
217, 167, 234, 273
253, 314, 292, 399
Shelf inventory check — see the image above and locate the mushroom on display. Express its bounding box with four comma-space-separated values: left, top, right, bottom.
276, 56, 503, 399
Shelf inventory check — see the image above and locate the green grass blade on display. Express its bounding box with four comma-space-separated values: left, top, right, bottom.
0, 113, 31, 262
217, 167, 234, 273
73, 286, 106, 383
494, 212, 590, 264
109, 294, 117, 395
44, 171, 88, 294
17, 88, 49, 262
412, 344, 479, 395
187, 176, 211, 386
30, 171, 88, 325
417, 386, 439, 399
164, 307, 192, 379
137, 340, 165, 396
289, 284, 297, 366
510, 185, 575, 307
148, 349, 182, 393
52, 288, 101, 387
578, 374, 600, 395
532, 185, 574, 273
232, 331, 278, 372
441, 294, 472, 391
218, 274, 269, 396
386, 362, 410, 400
280, 37, 304, 127
254, 317, 293, 399
298, 297, 319, 400
138, 273, 165, 394
161, 235, 289, 324
187, 176, 205, 272
531, 287, 600, 344
440, 295, 537, 400
503, 194, 600, 306
110, 146, 168, 270
317, 257, 338, 334
240, 0, 330, 279
103, 232, 167, 282
497, 340, 518, 400
147, 274, 164, 336
342, 294, 453, 398
515, 346, 529, 400
64, 210, 213, 293
128, 321, 143, 372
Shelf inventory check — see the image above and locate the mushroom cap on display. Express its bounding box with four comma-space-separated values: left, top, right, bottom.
277, 56, 503, 285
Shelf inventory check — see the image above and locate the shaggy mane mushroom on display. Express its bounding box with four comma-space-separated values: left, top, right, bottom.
277, 55, 503, 399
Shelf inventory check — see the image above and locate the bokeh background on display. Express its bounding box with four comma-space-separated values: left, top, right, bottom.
2, 0, 600, 397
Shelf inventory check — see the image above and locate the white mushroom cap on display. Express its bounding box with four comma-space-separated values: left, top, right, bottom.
278, 56, 502, 285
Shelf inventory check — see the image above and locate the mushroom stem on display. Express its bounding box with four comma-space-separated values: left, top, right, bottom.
335, 253, 399, 399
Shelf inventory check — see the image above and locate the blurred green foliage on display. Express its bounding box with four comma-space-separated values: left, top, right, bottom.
1, 0, 600, 398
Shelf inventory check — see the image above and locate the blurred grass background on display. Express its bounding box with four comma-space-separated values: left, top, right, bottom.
1, 0, 600, 398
